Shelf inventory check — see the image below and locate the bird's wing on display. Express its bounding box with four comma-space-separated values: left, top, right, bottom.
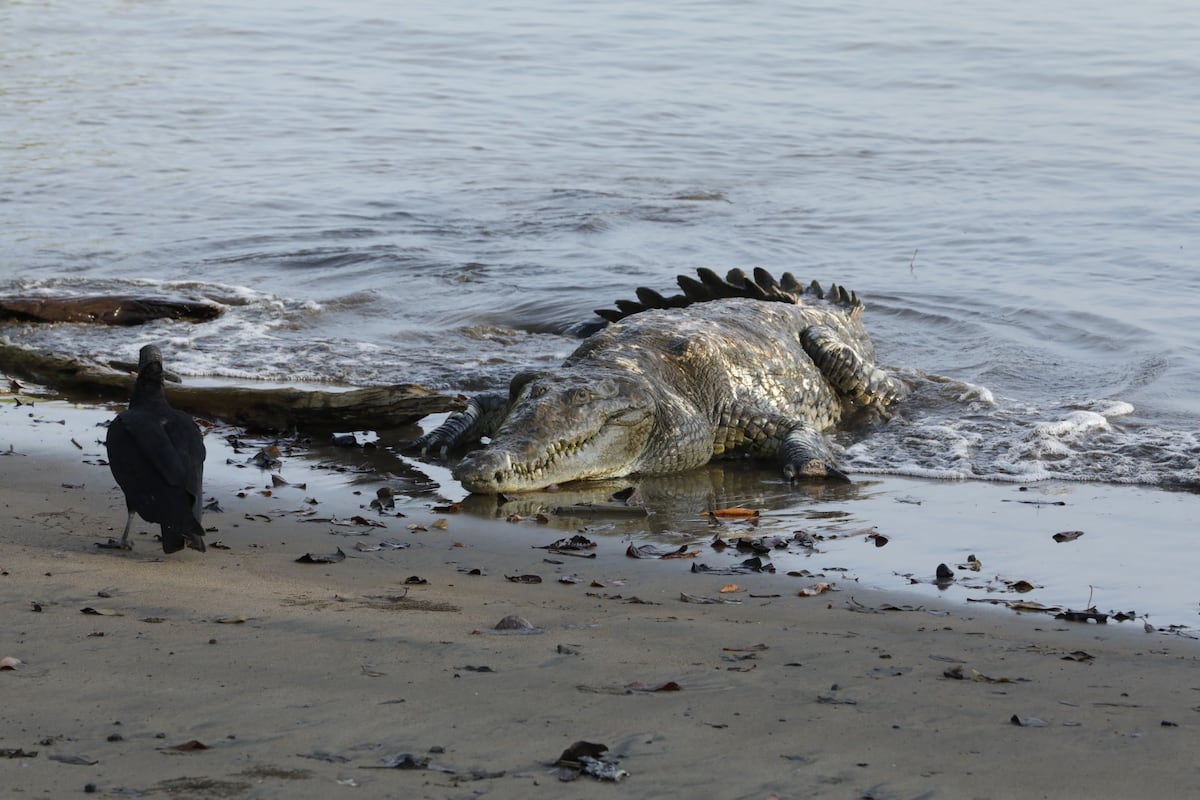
111, 410, 192, 487
163, 409, 206, 491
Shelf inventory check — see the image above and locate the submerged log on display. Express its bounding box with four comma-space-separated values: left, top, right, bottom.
0, 296, 223, 326
163, 383, 463, 430
0, 343, 464, 429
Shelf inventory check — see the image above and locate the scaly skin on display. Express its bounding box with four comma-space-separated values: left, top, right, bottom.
416, 269, 906, 494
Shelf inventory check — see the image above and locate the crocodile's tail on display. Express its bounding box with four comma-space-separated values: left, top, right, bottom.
594, 267, 862, 324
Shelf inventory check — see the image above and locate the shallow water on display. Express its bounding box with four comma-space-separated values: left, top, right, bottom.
2, 1, 1199, 615
6, 400, 1195, 631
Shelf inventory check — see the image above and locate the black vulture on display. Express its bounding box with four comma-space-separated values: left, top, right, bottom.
105, 344, 207, 553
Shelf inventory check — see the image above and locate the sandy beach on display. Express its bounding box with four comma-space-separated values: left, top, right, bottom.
3, 400, 1200, 800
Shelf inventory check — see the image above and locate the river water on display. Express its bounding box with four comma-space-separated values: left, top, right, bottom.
3, 1, 1200, 620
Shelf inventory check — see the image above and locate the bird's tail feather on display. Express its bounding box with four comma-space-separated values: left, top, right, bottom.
160, 520, 206, 554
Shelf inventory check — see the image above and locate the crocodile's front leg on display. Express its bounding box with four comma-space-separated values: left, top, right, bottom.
714, 410, 849, 482
412, 393, 511, 455
780, 424, 849, 482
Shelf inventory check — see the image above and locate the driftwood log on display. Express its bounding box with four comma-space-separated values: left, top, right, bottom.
0, 296, 223, 326
0, 343, 464, 430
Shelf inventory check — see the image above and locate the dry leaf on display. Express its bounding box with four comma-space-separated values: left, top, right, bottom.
542, 534, 597, 551
494, 615, 536, 631
556, 740, 608, 766
680, 592, 741, 604
295, 548, 346, 564
627, 543, 694, 559
944, 665, 1014, 683
626, 680, 682, 692
49, 754, 98, 765
1010, 714, 1047, 728
1006, 600, 1060, 613
171, 739, 210, 751
708, 508, 760, 518
1056, 608, 1108, 624
661, 548, 700, 560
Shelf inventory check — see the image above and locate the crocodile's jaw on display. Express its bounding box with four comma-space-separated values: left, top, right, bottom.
454, 439, 627, 494
453, 375, 655, 494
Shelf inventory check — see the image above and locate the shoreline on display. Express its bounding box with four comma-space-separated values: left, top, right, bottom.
3, 398, 1200, 797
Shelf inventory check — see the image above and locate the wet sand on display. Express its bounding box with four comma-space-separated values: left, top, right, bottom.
3, 400, 1200, 799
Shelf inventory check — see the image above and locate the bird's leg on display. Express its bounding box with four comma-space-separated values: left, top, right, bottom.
117, 511, 136, 550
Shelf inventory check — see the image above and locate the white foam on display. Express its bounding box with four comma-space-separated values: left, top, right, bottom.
955, 382, 994, 405
842, 374, 1200, 489
1094, 400, 1135, 417
1033, 410, 1110, 438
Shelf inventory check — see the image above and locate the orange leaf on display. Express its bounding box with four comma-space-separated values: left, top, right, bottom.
661, 548, 701, 559
708, 508, 761, 518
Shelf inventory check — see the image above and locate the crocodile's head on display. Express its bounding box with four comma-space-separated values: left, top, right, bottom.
454, 371, 656, 494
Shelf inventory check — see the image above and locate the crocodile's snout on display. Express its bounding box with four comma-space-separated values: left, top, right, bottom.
454, 450, 511, 494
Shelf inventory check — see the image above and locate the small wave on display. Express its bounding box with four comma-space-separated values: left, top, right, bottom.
846, 376, 1200, 488
0, 277, 344, 379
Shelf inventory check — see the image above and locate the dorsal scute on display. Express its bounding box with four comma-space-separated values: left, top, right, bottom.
594, 268, 864, 324
635, 286, 670, 309
615, 299, 644, 316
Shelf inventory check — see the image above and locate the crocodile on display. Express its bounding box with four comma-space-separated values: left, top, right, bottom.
415, 267, 907, 494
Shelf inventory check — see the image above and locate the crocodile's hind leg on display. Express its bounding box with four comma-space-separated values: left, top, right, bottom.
800, 325, 908, 411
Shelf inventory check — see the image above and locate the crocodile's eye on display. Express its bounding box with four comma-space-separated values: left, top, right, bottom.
567, 388, 591, 405
591, 379, 620, 399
